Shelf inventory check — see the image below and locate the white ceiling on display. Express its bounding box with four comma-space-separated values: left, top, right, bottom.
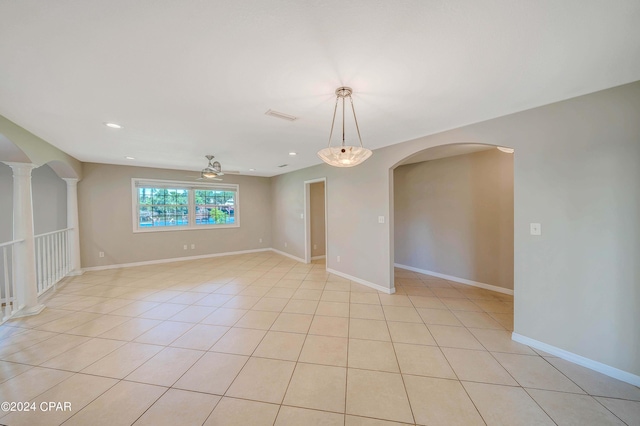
0, 0, 639, 176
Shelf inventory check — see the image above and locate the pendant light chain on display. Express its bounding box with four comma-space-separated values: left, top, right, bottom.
349, 96, 364, 148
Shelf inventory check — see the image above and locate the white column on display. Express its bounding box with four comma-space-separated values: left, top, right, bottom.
4, 162, 44, 317
63, 178, 83, 275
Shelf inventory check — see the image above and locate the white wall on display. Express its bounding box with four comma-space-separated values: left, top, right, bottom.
0, 163, 12, 243
78, 163, 272, 268
394, 149, 514, 290
32, 164, 67, 235
270, 81, 640, 377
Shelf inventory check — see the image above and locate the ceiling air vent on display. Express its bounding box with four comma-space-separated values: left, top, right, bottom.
265, 110, 297, 121
278, 164, 288, 168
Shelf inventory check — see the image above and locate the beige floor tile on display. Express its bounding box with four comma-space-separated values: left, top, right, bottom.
493, 352, 584, 393
253, 331, 306, 361
293, 288, 323, 301
234, 310, 279, 330
97, 317, 162, 341
407, 295, 447, 309
440, 297, 483, 311
0, 366, 73, 402
210, 327, 266, 355
138, 303, 188, 320
428, 325, 484, 350
226, 357, 295, 403
382, 306, 422, 323
283, 363, 347, 413
403, 375, 484, 425
528, 388, 625, 425
168, 291, 208, 304
251, 297, 289, 312
63, 380, 166, 426
271, 312, 313, 334
416, 308, 463, 326
595, 397, 640, 426
463, 381, 554, 425
81, 342, 163, 379
345, 415, 412, 425
453, 311, 505, 329
379, 294, 413, 307
201, 308, 247, 326
126, 347, 203, 386
316, 301, 350, 317
41, 338, 125, 372
309, 315, 349, 337
143, 290, 184, 302
168, 305, 217, 323
65, 314, 131, 337
276, 405, 344, 425
350, 292, 380, 305
174, 351, 248, 394
299, 335, 348, 367
204, 397, 279, 426
0, 373, 117, 426
265, 287, 297, 298
169, 324, 229, 350
193, 293, 234, 307
394, 343, 456, 379
468, 328, 536, 354
349, 319, 391, 341
346, 369, 414, 424
222, 295, 261, 310
325, 281, 351, 292
0, 361, 32, 383
488, 312, 513, 330
283, 299, 319, 314
443, 347, 518, 386
348, 339, 399, 373
350, 303, 385, 320
134, 388, 220, 426
322, 291, 350, 302
134, 320, 194, 345
473, 299, 514, 313
2, 333, 90, 365
35, 312, 102, 333
387, 322, 436, 346
547, 357, 640, 400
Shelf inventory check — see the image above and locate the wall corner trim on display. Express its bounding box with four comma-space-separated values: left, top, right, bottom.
82, 248, 272, 272
511, 332, 640, 387
270, 248, 306, 263
326, 267, 395, 294
394, 263, 514, 295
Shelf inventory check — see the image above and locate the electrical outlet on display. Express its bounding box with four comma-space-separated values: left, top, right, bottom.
337, 255, 341, 263
378, 216, 385, 224
259, 238, 262, 243
313, 244, 317, 250
183, 245, 188, 250
99, 251, 104, 258
191, 244, 195, 250
300, 213, 304, 219
284, 242, 287, 248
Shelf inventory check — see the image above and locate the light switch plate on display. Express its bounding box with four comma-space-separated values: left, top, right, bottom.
378, 216, 385, 224
530, 223, 541, 236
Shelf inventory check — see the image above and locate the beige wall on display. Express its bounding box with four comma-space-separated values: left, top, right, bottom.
394, 149, 514, 290
270, 81, 640, 376
78, 163, 272, 268
310, 182, 326, 257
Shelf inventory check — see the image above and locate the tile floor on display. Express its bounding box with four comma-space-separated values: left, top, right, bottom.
0, 252, 638, 425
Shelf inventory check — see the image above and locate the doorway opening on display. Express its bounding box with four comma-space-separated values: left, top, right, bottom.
304, 178, 327, 265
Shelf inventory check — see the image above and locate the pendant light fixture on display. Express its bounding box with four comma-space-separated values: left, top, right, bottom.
317, 86, 372, 167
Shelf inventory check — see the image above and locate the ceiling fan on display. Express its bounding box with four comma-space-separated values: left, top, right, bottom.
188, 155, 240, 180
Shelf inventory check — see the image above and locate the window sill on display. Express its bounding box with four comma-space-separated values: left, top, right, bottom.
133, 224, 240, 233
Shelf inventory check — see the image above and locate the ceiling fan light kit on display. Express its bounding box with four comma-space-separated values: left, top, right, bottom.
317, 86, 372, 168
198, 155, 240, 179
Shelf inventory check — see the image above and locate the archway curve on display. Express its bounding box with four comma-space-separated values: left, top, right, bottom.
387, 141, 515, 292
46, 160, 80, 179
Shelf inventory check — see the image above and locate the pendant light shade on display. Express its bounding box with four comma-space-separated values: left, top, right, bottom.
317, 87, 372, 167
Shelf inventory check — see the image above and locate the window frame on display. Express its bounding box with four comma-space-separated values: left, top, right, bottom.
131, 178, 240, 233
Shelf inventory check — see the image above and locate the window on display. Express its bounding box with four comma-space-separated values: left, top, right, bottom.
132, 179, 238, 232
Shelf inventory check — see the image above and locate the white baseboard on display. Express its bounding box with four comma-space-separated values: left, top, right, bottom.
394, 263, 514, 296
83, 248, 271, 272
326, 267, 395, 294
512, 333, 640, 387
311, 255, 326, 260
269, 248, 306, 263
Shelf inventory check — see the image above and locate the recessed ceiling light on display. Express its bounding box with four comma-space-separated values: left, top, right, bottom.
497, 146, 515, 153
289, 152, 297, 156
105, 122, 123, 129
249, 168, 255, 171
125, 156, 135, 160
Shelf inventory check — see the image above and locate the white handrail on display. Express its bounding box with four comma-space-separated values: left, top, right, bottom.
35, 228, 72, 296
35, 227, 73, 238
0, 239, 24, 248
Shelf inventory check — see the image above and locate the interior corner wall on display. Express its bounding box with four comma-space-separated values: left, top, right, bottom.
394, 149, 514, 290
32, 164, 67, 235
78, 163, 272, 268
310, 182, 326, 257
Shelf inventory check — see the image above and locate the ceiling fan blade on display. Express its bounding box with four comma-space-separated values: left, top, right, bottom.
222, 171, 240, 174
